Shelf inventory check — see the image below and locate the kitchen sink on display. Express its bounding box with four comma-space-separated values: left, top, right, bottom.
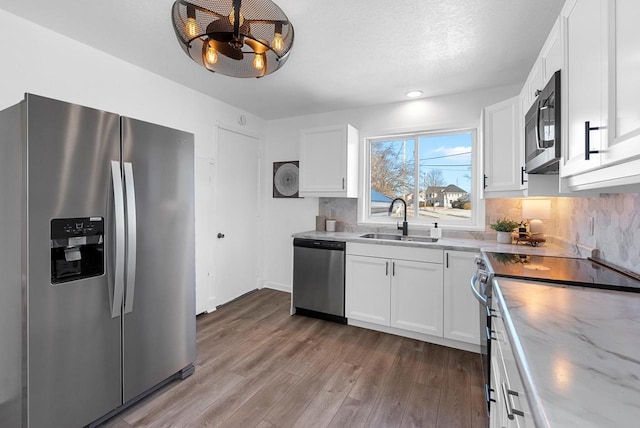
359, 233, 438, 243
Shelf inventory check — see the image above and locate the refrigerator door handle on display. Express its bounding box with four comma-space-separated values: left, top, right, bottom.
110, 161, 126, 318
123, 162, 137, 314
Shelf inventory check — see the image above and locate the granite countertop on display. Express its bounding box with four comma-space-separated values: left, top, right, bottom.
493, 278, 640, 427
292, 230, 580, 258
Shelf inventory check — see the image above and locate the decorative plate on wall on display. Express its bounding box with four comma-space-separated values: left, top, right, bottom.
273, 161, 300, 198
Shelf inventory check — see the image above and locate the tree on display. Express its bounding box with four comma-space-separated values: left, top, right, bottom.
423, 168, 446, 189
370, 142, 413, 198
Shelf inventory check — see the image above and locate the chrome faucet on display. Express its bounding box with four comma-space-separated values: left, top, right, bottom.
388, 198, 409, 236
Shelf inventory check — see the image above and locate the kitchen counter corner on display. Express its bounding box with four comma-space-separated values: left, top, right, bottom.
493, 277, 640, 427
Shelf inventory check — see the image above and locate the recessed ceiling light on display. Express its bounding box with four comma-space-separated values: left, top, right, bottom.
405, 90, 423, 98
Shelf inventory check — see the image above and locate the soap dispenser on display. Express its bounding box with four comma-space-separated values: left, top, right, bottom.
431, 222, 442, 239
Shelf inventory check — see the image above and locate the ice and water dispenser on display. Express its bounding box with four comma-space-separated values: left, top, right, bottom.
50, 217, 104, 284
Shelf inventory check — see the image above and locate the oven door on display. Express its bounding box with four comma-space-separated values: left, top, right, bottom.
470, 269, 492, 417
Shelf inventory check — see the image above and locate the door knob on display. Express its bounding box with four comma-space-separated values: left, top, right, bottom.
217, 233, 225, 239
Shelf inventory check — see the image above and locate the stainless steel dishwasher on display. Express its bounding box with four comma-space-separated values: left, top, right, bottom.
292, 238, 346, 323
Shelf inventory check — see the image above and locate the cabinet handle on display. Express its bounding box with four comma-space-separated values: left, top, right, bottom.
584, 121, 602, 160
501, 383, 525, 420
483, 174, 487, 189
392, 262, 396, 276
486, 326, 496, 341
385, 261, 389, 276
446, 253, 449, 268
485, 384, 496, 404
521, 166, 527, 185
342, 177, 345, 189
486, 306, 498, 318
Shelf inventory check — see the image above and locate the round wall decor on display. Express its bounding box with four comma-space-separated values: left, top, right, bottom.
273, 161, 299, 198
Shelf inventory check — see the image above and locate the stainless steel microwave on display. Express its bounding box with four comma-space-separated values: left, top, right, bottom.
524, 70, 561, 174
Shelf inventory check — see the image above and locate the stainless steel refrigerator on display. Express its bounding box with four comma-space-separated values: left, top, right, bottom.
0, 94, 196, 427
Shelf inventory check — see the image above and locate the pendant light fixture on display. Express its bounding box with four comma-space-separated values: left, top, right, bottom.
171, 0, 294, 78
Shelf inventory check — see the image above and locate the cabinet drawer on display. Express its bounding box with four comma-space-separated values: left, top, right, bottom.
492, 309, 534, 427
346, 242, 442, 263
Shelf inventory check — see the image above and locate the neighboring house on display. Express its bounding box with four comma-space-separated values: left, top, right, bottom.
371, 189, 393, 215
424, 184, 468, 208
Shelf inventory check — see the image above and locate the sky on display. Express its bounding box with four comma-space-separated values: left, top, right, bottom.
419, 132, 473, 192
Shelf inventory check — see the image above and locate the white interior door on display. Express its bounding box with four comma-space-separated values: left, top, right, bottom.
214, 126, 260, 306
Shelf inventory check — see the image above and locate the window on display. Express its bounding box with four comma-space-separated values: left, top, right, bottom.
363, 128, 484, 229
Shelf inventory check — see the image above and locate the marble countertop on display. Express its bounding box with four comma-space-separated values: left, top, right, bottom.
292, 230, 579, 257
493, 278, 640, 427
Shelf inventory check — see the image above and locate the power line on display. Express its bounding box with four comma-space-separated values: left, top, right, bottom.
419, 151, 471, 161
419, 164, 471, 167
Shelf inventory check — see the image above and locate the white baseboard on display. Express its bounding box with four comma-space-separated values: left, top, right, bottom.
262, 281, 292, 293
348, 319, 481, 354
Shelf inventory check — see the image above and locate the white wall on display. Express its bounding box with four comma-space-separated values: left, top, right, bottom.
262, 85, 521, 292
0, 10, 267, 314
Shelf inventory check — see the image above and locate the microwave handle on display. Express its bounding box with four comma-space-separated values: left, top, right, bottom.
535, 99, 554, 149
535, 99, 544, 150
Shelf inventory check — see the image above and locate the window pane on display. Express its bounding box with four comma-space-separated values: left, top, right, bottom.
370, 138, 415, 218
418, 132, 472, 220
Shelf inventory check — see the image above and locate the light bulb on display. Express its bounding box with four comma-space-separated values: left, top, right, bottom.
272, 32, 284, 52
205, 42, 218, 65
186, 17, 199, 38
253, 53, 265, 70
229, 9, 244, 26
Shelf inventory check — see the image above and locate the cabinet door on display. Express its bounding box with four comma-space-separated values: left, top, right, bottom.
489, 354, 504, 428
443, 251, 481, 345
345, 255, 390, 326
604, 0, 640, 167
482, 96, 524, 195
561, 0, 607, 177
299, 124, 358, 197
526, 61, 544, 106
390, 259, 443, 336
541, 18, 562, 83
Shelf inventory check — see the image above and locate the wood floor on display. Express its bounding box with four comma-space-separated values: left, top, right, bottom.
101, 289, 487, 428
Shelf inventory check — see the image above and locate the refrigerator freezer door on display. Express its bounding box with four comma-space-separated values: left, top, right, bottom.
121, 117, 196, 402
25, 94, 122, 427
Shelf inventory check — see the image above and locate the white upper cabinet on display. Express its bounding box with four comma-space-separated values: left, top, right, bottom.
482, 19, 563, 200
482, 96, 525, 197
524, 18, 562, 110
603, 1, 640, 169
560, 0, 607, 178
541, 19, 563, 90
561, 0, 640, 190
299, 124, 359, 197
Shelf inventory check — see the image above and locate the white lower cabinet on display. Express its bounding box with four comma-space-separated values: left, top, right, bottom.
491, 293, 533, 428
344, 254, 390, 326
346, 243, 443, 338
443, 251, 481, 345
346, 243, 481, 349
390, 259, 443, 336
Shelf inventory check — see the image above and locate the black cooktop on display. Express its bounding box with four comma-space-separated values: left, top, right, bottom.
484, 252, 640, 292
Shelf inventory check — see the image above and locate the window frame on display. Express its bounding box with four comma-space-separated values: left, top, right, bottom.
358, 124, 485, 231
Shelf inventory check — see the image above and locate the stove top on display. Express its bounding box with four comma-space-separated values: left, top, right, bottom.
484, 252, 640, 292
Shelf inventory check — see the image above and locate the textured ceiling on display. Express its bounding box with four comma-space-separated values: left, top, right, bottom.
0, 0, 564, 120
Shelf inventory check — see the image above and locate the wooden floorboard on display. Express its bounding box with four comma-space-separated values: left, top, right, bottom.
100, 288, 487, 428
